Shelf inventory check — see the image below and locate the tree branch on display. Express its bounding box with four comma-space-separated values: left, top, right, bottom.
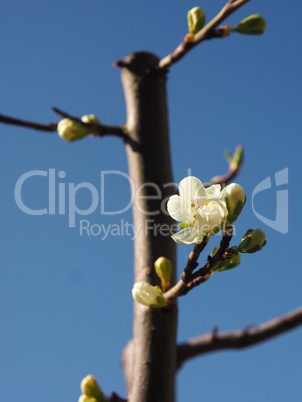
164, 224, 233, 300
177, 306, 302, 369
0, 109, 128, 141
0, 113, 57, 132
157, 0, 250, 72
163, 236, 210, 300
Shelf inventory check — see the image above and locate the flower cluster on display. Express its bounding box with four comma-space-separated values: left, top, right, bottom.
131, 176, 266, 308
167, 176, 245, 245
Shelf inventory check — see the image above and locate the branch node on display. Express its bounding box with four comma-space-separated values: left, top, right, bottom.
211, 326, 219, 338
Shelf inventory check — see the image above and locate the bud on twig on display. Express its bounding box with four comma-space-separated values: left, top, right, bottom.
212, 253, 241, 272
232, 14, 267, 35
188, 7, 206, 35
57, 118, 90, 142
132, 283, 168, 308
237, 229, 267, 254
57, 114, 100, 142
229, 145, 243, 173
80, 375, 107, 402
210, 246, 241, 272
154, 257, 172, 290
81, 114, 100, 125
223, 183, 246, 223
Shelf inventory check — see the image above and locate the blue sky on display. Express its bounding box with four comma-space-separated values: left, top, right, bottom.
1, 1, 301, 401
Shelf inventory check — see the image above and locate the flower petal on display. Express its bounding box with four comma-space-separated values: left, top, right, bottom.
171, 227, 205, 245
167, 194, 195, 222
205, 184, 221, 198
196, 200, 228, 231
178, 176, 206, 206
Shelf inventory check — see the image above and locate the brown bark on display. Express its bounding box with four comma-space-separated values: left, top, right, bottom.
120, 52, 177, 402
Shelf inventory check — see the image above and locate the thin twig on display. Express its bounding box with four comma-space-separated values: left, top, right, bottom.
190, 224, 233, 281
204, 146, 243, 188
0, 109, 128, 141
177, 306, 302, 369
204, 165, 242, 189
156, 0, 250, 72
0, 113, 57, 132
184, 223, 233, 292
181, 236, 210, 283
164, 224, 233, 300
164, 236, 210, 300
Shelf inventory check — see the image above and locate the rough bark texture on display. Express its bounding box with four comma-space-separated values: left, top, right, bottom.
121, 52, 177, 402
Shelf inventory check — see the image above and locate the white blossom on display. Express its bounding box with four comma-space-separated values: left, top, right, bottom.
167, 176, 228, 245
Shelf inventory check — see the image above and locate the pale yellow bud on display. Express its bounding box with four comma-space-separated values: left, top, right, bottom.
154, 257, 172, 289
188, 7, 206, 35
223, 183, 246, 222
81, 114, 100, 125
81, 375, 105, 400
57, 118, 90, 142
132, 282, 167, 308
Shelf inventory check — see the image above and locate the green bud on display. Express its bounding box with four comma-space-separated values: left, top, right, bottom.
210, 246, 219, 257
154, 257, 172, 289
211, 246, 241, 272
224, 146, 244, 171
188, 7, 206, 35
212, 146, 243, 184
57, 114, 100, 142
232, 14, 267, 35
57, 118, 91, 142
223, 183, 246, 223
224, 150, 233, 165
238, 229, 267, 254
212, 253, 241, 272
80, 375, 105, 401
230, 145, 243, 172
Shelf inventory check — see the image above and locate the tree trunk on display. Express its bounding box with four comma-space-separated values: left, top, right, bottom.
121, 52, 177, 402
